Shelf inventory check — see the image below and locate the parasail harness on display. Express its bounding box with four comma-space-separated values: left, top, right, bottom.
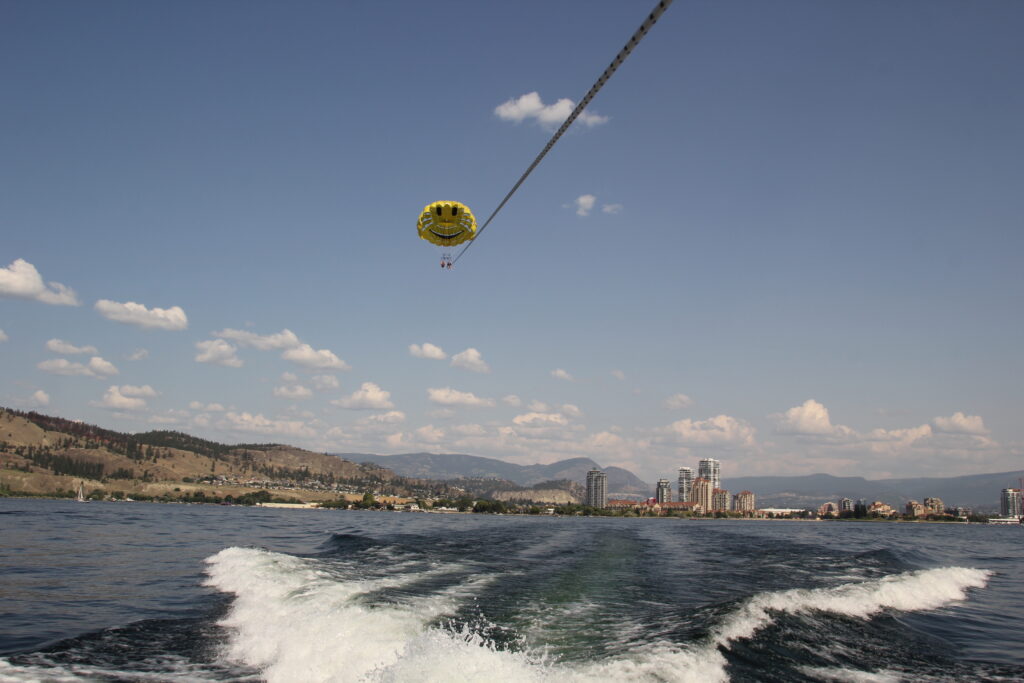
451, 0, 674, 266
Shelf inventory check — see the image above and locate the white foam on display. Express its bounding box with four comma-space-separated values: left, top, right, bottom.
800, 666, 904, 683
713, 566, 991, 647
203, 549, 991, 683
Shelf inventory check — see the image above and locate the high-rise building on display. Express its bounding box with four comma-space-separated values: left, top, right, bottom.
1000, 488, 1022, 518
656, 479, 672, 504
839, 498, 853, 513
734, 490, 756, 513
712, 488, 730, 512
698, 458, 721, 491
692, 477, 712, 514
923, 497, 945, 515
585, 470, 607, 509
678, 467, 693, 502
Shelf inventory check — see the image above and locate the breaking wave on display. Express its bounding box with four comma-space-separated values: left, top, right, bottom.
203, 547, 991, 683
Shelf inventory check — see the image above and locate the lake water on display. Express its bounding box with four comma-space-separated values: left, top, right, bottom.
0, 498, 1021, 682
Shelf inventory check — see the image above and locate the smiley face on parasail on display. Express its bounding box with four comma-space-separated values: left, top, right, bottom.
417, 201, 476, 246
417, 201, 476, 269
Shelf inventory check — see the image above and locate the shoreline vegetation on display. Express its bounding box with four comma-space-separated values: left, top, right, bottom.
0, 482, 996, 523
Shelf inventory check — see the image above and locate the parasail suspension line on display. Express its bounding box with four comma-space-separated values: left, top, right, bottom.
452, 0, 674, 265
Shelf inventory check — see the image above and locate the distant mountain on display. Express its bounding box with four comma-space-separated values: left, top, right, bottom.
348, 452, 651, 496
724, 471, 1024, 510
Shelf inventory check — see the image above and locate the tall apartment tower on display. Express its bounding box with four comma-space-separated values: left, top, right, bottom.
585, 469, 608, 509
656, 479, 672, 504
678, 467, 693, 502
698, 458, 721, 491
712, 488, 731, 512
692, 477, 712, 513
733, 490, 756, 513
1000, 488, 1022, 518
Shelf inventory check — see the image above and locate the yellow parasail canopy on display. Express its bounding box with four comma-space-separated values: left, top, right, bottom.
417, 201, 476, 247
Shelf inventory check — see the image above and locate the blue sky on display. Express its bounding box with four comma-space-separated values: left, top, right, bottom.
2, 0, 1022, 482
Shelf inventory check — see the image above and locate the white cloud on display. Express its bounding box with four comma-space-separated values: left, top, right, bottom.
602, 203, 624, 214
428, 408, 457, 419
95, 299, 187, 330
666, 414, 756, 448
773, 399, 854, 439
218, 411, 315, 438
502, 394, 522, 407
513, 412, 569, 426
528, 400, 550, 412
560, 404, 583, 418
312, 374, 340, 391
386, 432, 406, 449
282, 343, 350, 370
611, 369, 625, 381
274, 384, 313, 400
215, 328, 300, 350
415, 425, 444, 443
38, 358, 93, 377
494, 91, 607, 128
664, 393, 694, 410
29, 390, 50, 407
551, 368, 573, 381
189, 401, 225, 412
280, 372, 298, 382
37, 356, 118, 378
572, 194, 596, 217
87, 357, 118, 376
409, 343, 447, 360
451, 347, 490, 373
453, 423, 487, 436
195, 339, 243, 368
97, 385, 147, 410
46, 338, 98, 355
359, 411, 406, 425
427, 387, 496, 408
119, 384, 157, 397
333, 382, 394, 410
931, 412, 989, 436
0, 258, 79, 306
0, 329, 6, 342
128, 348, 149, 361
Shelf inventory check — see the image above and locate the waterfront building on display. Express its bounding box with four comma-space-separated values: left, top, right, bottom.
818, 501, 839, 516
692, 477, 712, 514
585, 470, 608, 509
839, 498, 853, 514
905, 500, 927, 518
868, 501, 897, 517
698, 458, 721, 491
678, 467, 693, 502
923, 497, 945, 515
659, 501, 699, 515
1000, 488, 1022, 518
711, 488, 730, 512
733, 490, 756, 513
656, 479, 672, 504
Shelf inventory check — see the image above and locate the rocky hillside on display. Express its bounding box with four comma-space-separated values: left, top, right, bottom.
0, 408, 446, 500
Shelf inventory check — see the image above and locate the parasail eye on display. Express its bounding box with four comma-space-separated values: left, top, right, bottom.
452, 207, 458, 216
436, 206, 442, 216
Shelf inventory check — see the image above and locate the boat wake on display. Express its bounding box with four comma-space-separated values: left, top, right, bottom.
199, 547, 990, 683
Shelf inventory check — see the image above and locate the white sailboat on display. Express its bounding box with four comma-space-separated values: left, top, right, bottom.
76, 481, 88, 503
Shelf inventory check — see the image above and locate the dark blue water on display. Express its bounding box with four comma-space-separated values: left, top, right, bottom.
1, 498, 1021, 682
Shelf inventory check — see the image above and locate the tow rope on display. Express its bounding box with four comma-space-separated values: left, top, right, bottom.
452, 0, 674, 265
